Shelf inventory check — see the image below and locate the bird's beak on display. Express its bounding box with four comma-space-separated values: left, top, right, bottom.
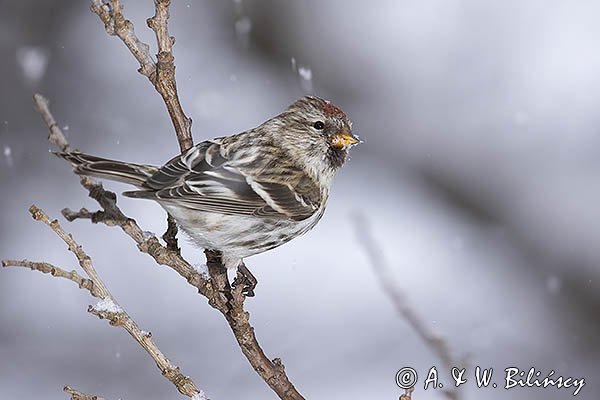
331, 132, 361, 149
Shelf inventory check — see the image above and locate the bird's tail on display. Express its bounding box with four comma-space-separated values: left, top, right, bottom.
56, 152, 159, 187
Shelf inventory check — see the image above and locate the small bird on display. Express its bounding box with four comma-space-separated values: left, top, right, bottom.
58, 96, 359, 295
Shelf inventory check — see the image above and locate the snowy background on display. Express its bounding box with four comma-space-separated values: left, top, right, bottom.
1, 1, 599, 399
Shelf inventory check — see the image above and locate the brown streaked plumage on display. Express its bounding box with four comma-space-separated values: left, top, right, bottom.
57, 96, 359, 294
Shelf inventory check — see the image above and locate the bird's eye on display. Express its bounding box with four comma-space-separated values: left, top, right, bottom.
313, 121, 325, 130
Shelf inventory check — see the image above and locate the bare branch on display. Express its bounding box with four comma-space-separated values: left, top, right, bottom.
3, 206, 206, 399
90, 0, 192, 152
62, 206, 122, 226
28, 205, 111, 298
1, 259, 101, 297
205, 251, 304, 400
89, 0, 156, 79
64, 385, 105, 400
354, 214, 463, 400
146, 0, 193, 152
33, 94, 71, 152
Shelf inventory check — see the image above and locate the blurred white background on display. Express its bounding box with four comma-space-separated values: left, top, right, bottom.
1, 1, 598, 399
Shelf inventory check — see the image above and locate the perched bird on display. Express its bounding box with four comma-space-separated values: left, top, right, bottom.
58, 96, 359, 295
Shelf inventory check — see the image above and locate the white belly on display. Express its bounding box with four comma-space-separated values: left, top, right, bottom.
161, 203, 325, 269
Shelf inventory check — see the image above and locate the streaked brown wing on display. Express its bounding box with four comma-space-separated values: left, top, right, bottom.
125, 138, 321, 221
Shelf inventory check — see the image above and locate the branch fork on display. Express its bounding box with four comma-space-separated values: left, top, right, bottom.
3, 205, 205, 398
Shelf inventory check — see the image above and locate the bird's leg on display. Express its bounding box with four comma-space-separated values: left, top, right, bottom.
233, 261, 257, 297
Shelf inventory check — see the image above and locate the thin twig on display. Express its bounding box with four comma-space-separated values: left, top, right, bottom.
354, 214, 463, 400
90, 0, 156, 79
1, 259, 101, 297
33, 94, 72, 152
64, 385, 105, 400
2, 206, 206, 399
146, 0, 193, 151
90, 0, 192, 152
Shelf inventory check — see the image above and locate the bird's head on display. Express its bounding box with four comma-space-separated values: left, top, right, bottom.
268, 96, 360, 175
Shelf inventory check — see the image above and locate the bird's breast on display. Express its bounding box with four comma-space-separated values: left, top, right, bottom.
160, 203, 326, 260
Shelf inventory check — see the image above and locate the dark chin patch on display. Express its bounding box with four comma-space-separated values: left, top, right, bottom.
327, 146, 347, 169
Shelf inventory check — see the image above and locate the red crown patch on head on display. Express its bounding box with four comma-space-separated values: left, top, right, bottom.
321, 99, 346, 119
